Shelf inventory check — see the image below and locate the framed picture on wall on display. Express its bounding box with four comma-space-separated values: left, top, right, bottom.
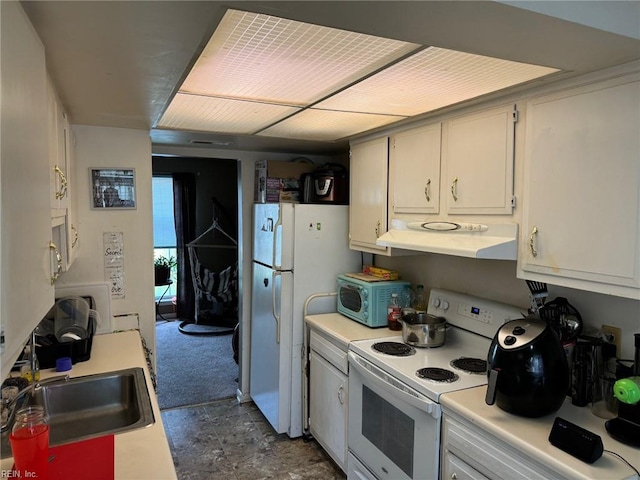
90, 168, 136, 209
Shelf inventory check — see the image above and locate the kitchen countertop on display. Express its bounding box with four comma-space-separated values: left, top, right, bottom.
1, 330, 177, 479
441, 386, 640, 480
304, 313, 398, 348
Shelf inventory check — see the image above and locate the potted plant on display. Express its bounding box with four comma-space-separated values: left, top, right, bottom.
154, 255, 176, 285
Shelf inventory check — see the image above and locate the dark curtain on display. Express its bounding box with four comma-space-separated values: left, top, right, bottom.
173, 173, 197, 320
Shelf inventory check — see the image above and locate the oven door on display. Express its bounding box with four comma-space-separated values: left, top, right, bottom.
348, 351, 441, 480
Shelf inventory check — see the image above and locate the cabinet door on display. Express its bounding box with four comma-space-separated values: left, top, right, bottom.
520, 74, 640, 299
63, 122, 79, 269
309, 350, 347, 472
47, 77, 68, 214
391, 123, 441, 214
349, 137, 389, 253
1, 1, 54, 379
442, 104, 516, 215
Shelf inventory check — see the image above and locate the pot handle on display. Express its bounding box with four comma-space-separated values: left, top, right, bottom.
485, 368, 499, 405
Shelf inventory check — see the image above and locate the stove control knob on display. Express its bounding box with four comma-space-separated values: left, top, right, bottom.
441, 300, 450, 311
431, 298, 441, 308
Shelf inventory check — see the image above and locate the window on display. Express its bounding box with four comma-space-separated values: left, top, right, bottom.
153, 176, 177, 301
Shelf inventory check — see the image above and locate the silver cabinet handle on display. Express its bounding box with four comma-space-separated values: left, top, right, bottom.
375, 220, 381, 238
451, 474, 458, 480
337, 385, 345, 405
529, 226, 538, 257
49, 241, 62, 284
54, 165, 68, 200
450, 177, 458, 202
425, 179, 431, 202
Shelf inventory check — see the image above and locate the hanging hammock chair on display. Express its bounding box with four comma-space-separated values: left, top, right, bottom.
181, 210, 238, 335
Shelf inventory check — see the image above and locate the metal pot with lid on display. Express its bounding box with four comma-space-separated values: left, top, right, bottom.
400, 313, 448, 348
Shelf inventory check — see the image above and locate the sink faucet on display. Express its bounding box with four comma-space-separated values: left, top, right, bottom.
0, 374, 70, 433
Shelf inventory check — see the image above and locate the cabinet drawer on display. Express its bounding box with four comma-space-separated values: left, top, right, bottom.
310, 330, 348, 374
443, 416, 560, 480
442, 451, 489, 480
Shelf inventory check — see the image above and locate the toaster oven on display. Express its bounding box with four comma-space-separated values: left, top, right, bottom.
337, 274, 411, 328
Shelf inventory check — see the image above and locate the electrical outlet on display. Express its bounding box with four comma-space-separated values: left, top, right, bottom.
601, 325, 622, 356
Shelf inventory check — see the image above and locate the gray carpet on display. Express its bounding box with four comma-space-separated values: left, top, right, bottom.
155, 320, 238, 410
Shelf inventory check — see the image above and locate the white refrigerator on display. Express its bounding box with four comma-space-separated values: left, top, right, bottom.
250, 203, 361, 438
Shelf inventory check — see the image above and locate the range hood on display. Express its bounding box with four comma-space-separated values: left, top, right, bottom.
376, 220, 518, 260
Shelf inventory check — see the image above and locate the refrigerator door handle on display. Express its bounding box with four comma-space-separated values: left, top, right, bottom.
271, 270, 281, 344
272, 212, 283, 270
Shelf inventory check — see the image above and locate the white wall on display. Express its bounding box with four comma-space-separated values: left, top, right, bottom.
376, 254, 640, 359
499, 1, 640, 40
57, 126, 156, 366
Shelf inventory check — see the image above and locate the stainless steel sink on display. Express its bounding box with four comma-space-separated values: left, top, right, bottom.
1, 368, 154, 458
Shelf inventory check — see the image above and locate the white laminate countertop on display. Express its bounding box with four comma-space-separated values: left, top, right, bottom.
1, 330, 177, 480
441, 386, 640, 480
305, 313, 398, 349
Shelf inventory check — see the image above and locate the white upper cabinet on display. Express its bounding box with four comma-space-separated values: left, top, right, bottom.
64, 123, 79, 269
48, 77, 69, 214
349, 137, 390, 254
47, 75, 78, 272
442, 104, 517, 215
390, 123, 442, 215
1, 1, 55, 380
519, 72, 640, 299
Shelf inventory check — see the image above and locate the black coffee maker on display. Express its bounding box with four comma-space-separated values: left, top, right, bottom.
605, 333, 640, 447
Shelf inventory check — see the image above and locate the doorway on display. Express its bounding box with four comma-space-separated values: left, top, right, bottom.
152, 156, 239, 410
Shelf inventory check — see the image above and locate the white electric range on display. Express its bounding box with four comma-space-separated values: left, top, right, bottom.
347, 288, 525, 480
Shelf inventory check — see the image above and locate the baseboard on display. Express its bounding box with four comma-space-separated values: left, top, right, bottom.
236, 388, 251, 403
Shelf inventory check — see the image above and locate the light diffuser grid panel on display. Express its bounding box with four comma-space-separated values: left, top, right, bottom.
258, 108, 405, 142
180, 9, 418, 106
157, 93, 300, 134
318, 47, 560, 116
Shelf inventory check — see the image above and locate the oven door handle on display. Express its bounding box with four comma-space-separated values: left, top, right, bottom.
348, 352, 441, 419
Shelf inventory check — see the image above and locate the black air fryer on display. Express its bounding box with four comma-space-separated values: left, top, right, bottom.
485, 316, 570, 418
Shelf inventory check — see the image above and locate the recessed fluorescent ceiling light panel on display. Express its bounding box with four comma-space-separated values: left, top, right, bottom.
315, 47, 559, 117
158, 9, 560, 141
160, 93, 300, 134
259, 109, 406, 142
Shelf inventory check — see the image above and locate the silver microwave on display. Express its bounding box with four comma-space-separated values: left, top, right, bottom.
337, 274, 411, 328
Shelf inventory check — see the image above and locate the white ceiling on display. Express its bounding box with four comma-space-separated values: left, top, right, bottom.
22, 1, 640, 154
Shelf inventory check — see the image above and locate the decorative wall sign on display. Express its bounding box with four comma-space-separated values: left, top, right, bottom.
103, 232, 125, 299
91, 168, 136, 209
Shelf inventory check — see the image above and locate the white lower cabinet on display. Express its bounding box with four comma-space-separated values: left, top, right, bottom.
441, 415, 562, 480
309, 330, 348, 473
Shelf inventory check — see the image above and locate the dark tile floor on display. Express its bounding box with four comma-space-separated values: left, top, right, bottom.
161, 398, 347, 480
